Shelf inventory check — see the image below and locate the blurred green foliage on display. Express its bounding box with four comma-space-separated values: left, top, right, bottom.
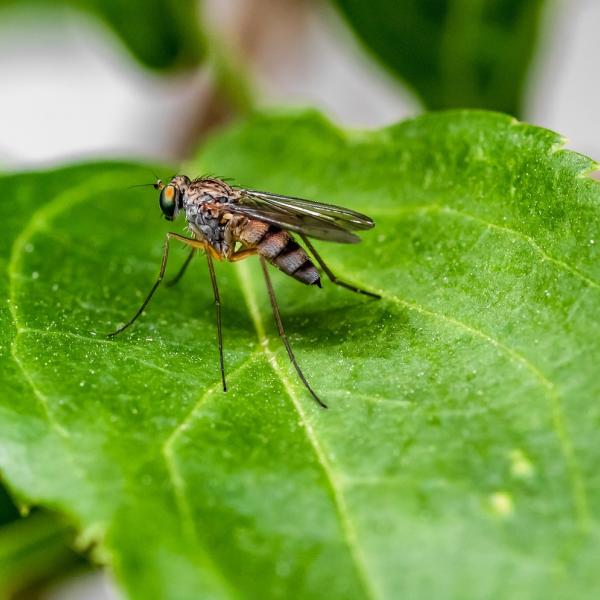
332, 0, 546, 115
0, 0, 204, 69
78, 0, 204, 69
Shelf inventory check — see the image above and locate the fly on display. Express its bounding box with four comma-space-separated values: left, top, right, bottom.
107, 176, 380, 408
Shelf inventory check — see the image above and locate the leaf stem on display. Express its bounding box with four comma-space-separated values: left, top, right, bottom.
0, 512, 83, 598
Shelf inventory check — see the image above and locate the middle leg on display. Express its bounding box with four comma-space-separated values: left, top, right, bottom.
167, 248, 196, 287
107, 232, 196, 337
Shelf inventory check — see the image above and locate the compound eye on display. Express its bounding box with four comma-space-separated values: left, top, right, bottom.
159, 185, 178, 220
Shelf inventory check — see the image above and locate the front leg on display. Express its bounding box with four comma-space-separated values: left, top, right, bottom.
107, 232, 201, 337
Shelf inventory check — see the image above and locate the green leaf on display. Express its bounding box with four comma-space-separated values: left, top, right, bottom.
0, 0, 204, 70
2, 110, 600, 598
331, 0, 546, 115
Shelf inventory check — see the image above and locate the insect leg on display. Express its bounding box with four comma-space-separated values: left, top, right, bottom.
259, 256, 327, 409
205, 252, 227, 392
166, 248, 196, 287
300, 234, 380, 299
107, 232, 200, 337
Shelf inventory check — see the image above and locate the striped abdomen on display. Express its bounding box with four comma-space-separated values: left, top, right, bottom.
239, 221, 321, 286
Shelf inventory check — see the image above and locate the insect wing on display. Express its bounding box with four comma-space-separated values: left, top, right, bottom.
244, 189, 375, 230
230, 188, 374, 243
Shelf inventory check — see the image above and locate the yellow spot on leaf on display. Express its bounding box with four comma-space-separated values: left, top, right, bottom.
489, 491, 514, 518
509, 449, 534, 479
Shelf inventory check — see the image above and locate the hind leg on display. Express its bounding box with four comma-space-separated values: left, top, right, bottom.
300, 235, 380, 299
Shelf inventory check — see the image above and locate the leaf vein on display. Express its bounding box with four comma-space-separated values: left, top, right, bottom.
162, 354, 259, 600
234, 260, 380, 600
439, 206, 600, 290
372, 286, 591, 532
371, 204, 600, 290
163, 349, 260, 452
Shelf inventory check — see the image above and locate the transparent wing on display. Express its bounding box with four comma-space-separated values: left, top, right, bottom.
229, 188, 375, 244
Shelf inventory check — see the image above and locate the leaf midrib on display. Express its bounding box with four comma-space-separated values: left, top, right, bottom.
234, 259, 381, 600
231, 249, 590, 598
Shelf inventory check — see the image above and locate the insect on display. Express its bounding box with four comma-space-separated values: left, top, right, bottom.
107, 176, 380, 408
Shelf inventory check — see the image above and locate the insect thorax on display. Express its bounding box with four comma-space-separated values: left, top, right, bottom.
182, 178, 238, 253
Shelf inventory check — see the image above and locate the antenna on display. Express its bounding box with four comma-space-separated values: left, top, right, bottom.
127, 183, 155, 190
